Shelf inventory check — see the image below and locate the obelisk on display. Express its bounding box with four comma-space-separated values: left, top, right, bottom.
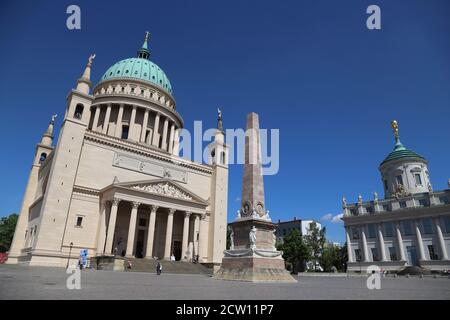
214, 112, 296, 282
240, 112, 267, 219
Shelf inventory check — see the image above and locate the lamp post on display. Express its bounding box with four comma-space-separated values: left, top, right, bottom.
67, 242, 74, 268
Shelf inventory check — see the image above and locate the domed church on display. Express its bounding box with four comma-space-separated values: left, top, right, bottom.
7, 33, 229, 268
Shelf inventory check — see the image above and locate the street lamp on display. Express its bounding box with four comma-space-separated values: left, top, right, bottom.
67, 242, 74, 268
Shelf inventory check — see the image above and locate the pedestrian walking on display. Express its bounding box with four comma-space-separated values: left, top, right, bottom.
156, 261, 162, 275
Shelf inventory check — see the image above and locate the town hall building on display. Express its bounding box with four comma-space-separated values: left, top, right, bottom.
7, 33, 229, 268
342, 121, 450, 272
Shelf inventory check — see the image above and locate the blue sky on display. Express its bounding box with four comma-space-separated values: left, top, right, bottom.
0, 0, 449, 243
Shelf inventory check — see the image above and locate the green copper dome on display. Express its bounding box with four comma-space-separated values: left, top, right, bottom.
99, 33, 173, 94
100, 58, 172, 94
380, 137, 426, 166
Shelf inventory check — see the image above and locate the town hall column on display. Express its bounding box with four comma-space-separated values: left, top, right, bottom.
126, 202, 140, 257
396, 222, 406, 261
164, 209, 175, 259
345, 227, 354, 263
182, 211, 191, 260
361, 226, 370, 262
145, 205, 158, 258
415, 220, 426, 261
105, 198, 120, 254
434, 217, 448, 260
377, 224, 387, 262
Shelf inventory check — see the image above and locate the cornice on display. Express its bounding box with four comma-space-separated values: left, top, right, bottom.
343, 203, 450, 225
73, 185, 100, 196
83, 130, 213, 175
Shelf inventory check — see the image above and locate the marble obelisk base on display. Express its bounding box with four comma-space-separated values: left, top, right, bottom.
214, 219, 296, 282
214, 252, 297, 282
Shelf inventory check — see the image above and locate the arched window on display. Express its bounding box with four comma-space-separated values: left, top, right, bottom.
74, 104, 84, 119
39, 153, 47, 163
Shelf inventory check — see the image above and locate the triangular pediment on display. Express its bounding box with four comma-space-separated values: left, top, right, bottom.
113, 178, 208, 205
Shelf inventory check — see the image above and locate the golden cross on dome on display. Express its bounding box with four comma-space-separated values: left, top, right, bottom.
391, 120, 399, 138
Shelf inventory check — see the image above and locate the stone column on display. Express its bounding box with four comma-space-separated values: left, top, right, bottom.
198, 214, 207, 262
145, 205, 158, 258
96, 201, 109, 254
92, 105, 101, 131
172, 129, 180, 156
415, 220, 426, 261
140, 109, 149, 142
181, 211, 192, 261
361, 227, 370, 262
102, 103, 112, 134
105, 198, 120, 254
345, 227, 354, 263
152, 112, 160, 146
126, 202, 140, 257
377, 224, 387, 261
434, 217, 448, 260
168, 124, 175, 153
161, 117, 169, 150
129, 105, 137, 140
115, 104, 124, 138
194, 214, 200, 258
164, 209, 175, 259
396, 222, 406, 261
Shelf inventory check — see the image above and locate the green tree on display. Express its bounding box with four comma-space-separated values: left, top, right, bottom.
277, 229, 310, 274
0, 213, 18, 252
304, 222, 326, 271
320, 245, 344, 272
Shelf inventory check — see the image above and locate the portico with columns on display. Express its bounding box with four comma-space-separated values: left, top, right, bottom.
99, 179, 208, 261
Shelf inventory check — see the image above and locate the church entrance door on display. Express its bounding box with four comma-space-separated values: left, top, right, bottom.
135, 230, 145, 258
173, 241, 182, 261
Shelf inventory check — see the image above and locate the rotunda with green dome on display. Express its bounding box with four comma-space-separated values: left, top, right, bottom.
91, 32, 182, 151
379, 120, 431, 198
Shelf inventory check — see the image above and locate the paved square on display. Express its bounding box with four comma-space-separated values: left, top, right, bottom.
0, 265, 449, 300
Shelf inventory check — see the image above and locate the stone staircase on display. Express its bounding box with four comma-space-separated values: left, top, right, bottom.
396, 266, 433, 276
124, 258, 213, 275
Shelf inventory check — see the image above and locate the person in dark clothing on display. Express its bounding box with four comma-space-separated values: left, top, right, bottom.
156, 261, 162, 275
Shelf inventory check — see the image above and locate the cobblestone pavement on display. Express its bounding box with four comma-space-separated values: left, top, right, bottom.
1, 265, 449, 300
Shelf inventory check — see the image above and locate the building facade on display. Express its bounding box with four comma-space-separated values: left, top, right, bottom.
275, 217, 322, 244
7, 34, 229, 268
342, 121, 450, 272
